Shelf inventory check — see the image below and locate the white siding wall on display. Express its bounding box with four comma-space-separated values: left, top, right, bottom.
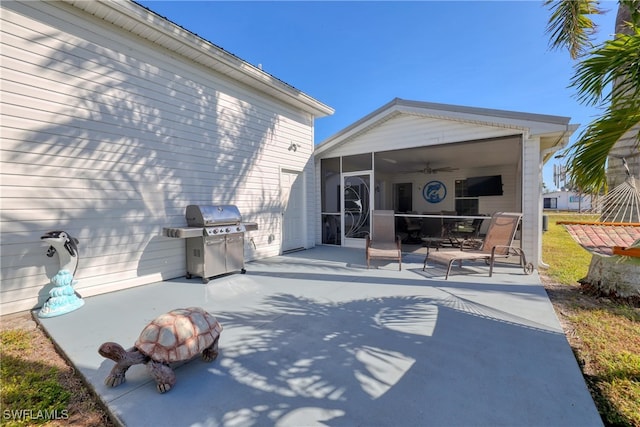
544, 191, 592, 211
522, 136, 542, 267
324, 114, 520, 157
389, 166, 520, 215
1, 1, 315, 314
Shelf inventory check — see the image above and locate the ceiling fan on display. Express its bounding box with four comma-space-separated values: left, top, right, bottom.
404, 163, 459, 174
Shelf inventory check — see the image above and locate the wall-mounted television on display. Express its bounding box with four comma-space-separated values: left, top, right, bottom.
467, 175, 503, 196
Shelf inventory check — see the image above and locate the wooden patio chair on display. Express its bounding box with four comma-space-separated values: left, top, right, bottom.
366, 210, 402, 270
423, 212, 534, 279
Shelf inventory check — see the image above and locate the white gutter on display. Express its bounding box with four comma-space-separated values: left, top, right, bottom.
538, 123, 579, 269
540, 123, 579, 163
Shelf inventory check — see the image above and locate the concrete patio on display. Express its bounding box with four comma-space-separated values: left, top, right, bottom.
36, 246, 602, 426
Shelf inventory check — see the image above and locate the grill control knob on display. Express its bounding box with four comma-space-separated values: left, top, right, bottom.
212, 229, 218, 234
225, 228, 230, 233
236, 226, 241, 232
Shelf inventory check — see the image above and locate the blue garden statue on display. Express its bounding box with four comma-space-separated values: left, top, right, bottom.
39, 231, 85, 318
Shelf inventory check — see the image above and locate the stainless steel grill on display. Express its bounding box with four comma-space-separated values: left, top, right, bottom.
163, 205, 258, 283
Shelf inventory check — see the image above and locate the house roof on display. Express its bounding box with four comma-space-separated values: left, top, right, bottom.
316, 98, 577, 157
65, 0, 334, 118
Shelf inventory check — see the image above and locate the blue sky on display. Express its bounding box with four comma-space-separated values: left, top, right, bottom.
138, 1, 618, 190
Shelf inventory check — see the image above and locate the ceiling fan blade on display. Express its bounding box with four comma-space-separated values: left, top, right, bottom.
394, 164, 458, 174
432, 166, 459, 172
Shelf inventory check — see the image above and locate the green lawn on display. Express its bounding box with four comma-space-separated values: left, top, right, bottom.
0, 329, 71, 426
542, 212, 640, 427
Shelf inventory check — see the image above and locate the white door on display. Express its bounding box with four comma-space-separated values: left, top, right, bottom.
282, 170, 305, 252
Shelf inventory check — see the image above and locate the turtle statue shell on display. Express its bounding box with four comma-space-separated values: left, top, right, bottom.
135, 307, 222, 363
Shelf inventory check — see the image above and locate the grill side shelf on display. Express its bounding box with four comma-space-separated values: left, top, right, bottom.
243, 222, 258, 231
163, 227, 203, 239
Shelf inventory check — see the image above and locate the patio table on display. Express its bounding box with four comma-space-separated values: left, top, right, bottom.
395, 213, 489, 248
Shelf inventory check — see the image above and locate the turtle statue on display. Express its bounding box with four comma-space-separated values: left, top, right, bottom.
98, 307, 222, 393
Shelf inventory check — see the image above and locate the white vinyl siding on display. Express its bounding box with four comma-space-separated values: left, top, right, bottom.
522, 136, 542, 267
376, 166, 519, 216
1, 1, 317, 314
324, 114, 521, 158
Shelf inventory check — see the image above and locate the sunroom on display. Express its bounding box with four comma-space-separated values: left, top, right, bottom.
314, 98, 577, 268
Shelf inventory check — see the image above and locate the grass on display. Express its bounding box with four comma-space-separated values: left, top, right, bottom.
542, 212, 597, 284
542, 212, 640, 427
0, 329, 71, 426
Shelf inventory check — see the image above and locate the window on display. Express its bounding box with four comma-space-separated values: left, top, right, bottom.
342, 153, 372, 172
455, 198, 479, 215
543, 198, 557, 209
455, 180, 479, 215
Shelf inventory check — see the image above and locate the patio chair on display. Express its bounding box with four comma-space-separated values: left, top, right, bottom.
403, 213, 422, 243
423, 212, 534, 279
420, 210, 458, 250
450, 216, 486, 249
366, 210, 402, 270
420, 213, 448, 251
324, 215, 340, 245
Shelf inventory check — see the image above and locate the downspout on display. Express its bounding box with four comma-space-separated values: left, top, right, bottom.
538, 124, 577, 268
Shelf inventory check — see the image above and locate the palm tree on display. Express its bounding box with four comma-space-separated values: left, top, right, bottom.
546, 0, 640, 196
546, 0, 640, 297
607, 4, 640, 191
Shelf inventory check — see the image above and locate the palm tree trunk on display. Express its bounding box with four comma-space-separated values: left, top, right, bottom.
584, 2, 640, 297
606, 3, 640, 211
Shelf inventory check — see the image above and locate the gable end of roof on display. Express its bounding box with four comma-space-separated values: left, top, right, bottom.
316, 98, 574, 155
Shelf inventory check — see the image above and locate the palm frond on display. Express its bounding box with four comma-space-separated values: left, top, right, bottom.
571, 28, 640, 106
567, 105, 640, 192
545, 0, 603, 59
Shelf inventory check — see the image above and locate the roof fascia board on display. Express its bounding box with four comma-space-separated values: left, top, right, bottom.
315, 99, 404, 155
65, 0, 334, 117
395, 99, 571, 126
394, 99, 574, 136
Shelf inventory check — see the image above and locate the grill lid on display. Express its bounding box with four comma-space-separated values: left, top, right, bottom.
186, 204, 242, 227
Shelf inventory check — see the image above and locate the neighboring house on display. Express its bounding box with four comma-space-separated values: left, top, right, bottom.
314, 99, 578, 268
0, 1, 332, 314
544, 190, 592, 211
